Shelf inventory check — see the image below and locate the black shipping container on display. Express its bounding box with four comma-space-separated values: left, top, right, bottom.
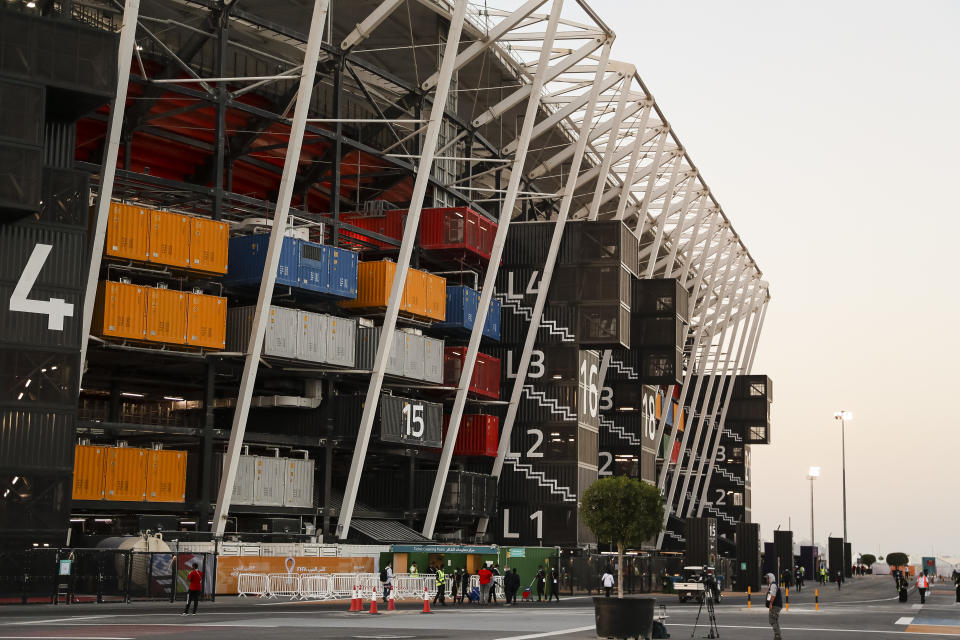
828, 537, 844, 581
577, 426, 599, 467
632, 315, 684, 349
515, 384, 578, 425
510, 422, 578, 463
549, 264, 631, 308
498, 460, 578, 505
685, 517, 718, 567
325, 393, 443, 448
0, 221, 87, 291
416, 470, 497, 517
774, 530, 793, 585
501, 221, 555, 266
0, 142, 43, 215
733, 375, 773, 402
0, 407, 75, 472
0, 472, 70, 545
727, 397, 770, 424
495, 501, 578, 546
486, 344, 581, 383
641, 348, 683, 386
561, 221, 640, 277
735, 522, 761, 591
39, 166, 89, 228
605, 350, 642, 382
496, 266, 544, 306
499, 298, 577, 346
598, 412, 643, 450
844, 542, 852, 579
0, 348, 79, 407
640, 449, 656, 485
632, 278, 690, 322
0, 78, 44, 146
577, 303, 630, 348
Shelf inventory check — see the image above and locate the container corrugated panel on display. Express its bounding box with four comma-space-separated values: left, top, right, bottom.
424, 272, 447, 321
225, 305, 253, 353
104, 446, 147, 501
283, 458, 314, 508
577, 303, 630, 349
502, 221, 552, 266
264, 305, 299, 359
93, 281, 146, 341
219, 454, 255, 505
189, 217, 229, 274
443, 348, 500, 399
297, 240, 326, 291
146, 449, 186, 502
324, 246, 359, 299
498, 461, 578, 504
186, 292, 226, 349
436, 285, 478, 333
0, 409, 74, 471
105, 202, 149, 261
339, 260, 391, 309
224, 234, 299, 288
356, 326, 404, 375
253, 456, 285, 506
442, 414, 498, 457
379, 393, 443, 448
484, 297, 501, 341
424, 336, 444, 383
632, 315, 683, 349
325, 314, 356, 367
515, 384, 578, 425
403, 333, 426, 380
402, 269, 428, 316
146, 287, 187, 344
72, 444, 105, 500
298, 311, 326, 363
147, 209, 191, 268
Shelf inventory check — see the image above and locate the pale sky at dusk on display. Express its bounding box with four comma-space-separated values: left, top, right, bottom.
591, 0, 960, 560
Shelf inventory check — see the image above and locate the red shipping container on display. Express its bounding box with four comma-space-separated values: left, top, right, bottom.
441, 414, 499, 457
419, 207, 497, 262
443, 347, 500, 399
339, 211, 405, 248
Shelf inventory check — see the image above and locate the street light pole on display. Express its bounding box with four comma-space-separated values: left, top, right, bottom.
834, 411, 853, 547
808, 466, 820, 548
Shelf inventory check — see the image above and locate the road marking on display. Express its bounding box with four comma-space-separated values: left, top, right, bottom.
670, 622, 960, 635
0, 637, 132, 639
493, 625, 595, 640
906, 626, 960, 635
16, 615, 114, 625
898, 617, 916, 625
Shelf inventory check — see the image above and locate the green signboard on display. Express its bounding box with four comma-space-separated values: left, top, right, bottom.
391, 544, 498, 554
508, 548, 526, 558
59, 559, 72, 576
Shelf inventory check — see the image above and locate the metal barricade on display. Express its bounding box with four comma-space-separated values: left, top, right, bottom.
494, 575, 504, 599
393, 575, 424, 600
331, 573, 356, 599
267, 573, 301, 600
422, 574, 437, 597
357, 573, 379, 594
299, 574, 333, 600
237, 573, 269, 598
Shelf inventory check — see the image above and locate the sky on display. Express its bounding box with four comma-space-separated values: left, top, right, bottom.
590, 0, 960, 561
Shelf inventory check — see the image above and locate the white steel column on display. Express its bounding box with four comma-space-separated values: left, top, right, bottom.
613, 104, 653, 221
673, 253, 746, 518
586, 83, 630, 220
212, 0, 331, 538
632, 129, 668, 233
338, 0, 469, 540
643, 165, 688, 278
695, 289, 766, 517
79, 0, 141, 377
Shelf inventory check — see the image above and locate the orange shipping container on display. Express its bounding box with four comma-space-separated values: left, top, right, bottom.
189, 217, 229, 274
105, 202, 149, 261
72, 445, 105, 500
145, 449, 187, 502
186, 292, 226, 349
146, 287, 187, 344
104, 446, 147, 501
148, 209, 191, 268
340, 261, 446, 320
424, 271, 446, 321
93, 281, 147, 341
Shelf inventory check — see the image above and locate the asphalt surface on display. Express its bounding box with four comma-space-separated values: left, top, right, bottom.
1, 575, 958, 639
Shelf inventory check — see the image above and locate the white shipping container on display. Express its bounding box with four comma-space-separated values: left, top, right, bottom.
283, 457, 315, 508
265, 306, 299, 359
424, 336, 444, 383
403, 333, 426, 380
298, 311, 327, 363
222, 454, 255, 505
253, 456, 285, 506
325, 314, 357, 367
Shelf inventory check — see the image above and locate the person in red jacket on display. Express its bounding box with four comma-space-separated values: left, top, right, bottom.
478, 565, 493, 605
182, 563, 203, 615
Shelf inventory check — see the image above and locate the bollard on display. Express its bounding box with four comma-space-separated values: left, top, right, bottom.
785, 587, 789, 612
815, 588, 819, 611
747, 586, 751, 608
421, 587, 432, 614
369, 587, 379, 614
388, 586, 396, 611
349, 584, 361, 612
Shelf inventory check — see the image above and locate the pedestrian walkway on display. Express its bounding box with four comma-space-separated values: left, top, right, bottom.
904, 584, 960, 635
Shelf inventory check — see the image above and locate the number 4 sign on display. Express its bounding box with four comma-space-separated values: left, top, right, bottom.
9, 244, 74, 331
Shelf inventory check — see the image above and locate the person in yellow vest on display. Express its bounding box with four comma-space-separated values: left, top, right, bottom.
433, 565, 446, 606
409, 562, 419, 577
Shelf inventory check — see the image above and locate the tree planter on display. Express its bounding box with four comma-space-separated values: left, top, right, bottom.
593, 596, 656, 640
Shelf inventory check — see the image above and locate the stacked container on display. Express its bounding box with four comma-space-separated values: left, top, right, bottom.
93, 280, 147, 341
226, 305, 357, 368
630, 277, 688, 385
75, 444, 188, 503
339, 260, 446, 321
355, 326, 444, 383
145, 448, 187, 502
214, 453, 314, 508
441, 414, 499, 457
72, 444, 105, 500
442, 347, 500, 399
434, 285, 501, 341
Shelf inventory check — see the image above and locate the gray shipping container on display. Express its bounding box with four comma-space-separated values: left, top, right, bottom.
283, 457, 315, 508
355, 326, 404, 376
297, 310, 326, 363
219, 454, 255, 505
379, 393, 443, 448
424, 336, 444, 383
253, 455, 285, 506
325, 314, 356, 367
403, 333, 426, 380
226, 305, 299, 359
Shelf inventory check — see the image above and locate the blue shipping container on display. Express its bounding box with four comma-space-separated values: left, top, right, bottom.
435, 285, 500, 341
225, 233, 358, 300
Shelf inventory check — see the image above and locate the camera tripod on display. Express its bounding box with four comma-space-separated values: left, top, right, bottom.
690, 587, 719, 639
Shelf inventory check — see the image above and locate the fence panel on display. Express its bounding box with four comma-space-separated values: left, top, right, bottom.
267, 573, 301, 599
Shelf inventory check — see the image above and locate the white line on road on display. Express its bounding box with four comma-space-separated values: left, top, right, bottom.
493, 625, 595, 640
0, 637, 132, 639
670, 622, 960, 636
896, 617, 915, 625
15, 615, 115, 625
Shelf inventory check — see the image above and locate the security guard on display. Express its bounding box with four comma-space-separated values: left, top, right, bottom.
433, 565, 446, 606
409, 562, 419, 578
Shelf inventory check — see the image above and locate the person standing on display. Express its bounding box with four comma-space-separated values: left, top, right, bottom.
765, 573, 783, 640
433, 565, 446, 606
409, 562, 419, 578
835, 569, 842, 591
795, 566, 804, 592
182, 562, 203, 615
450, 568, 460, 604
535, 566, 546, 602
549, 567, 560, 601
478, 564, 493, 604
489, 563, 500, 604
917, 572, 929, 604
380, 563, 393, 603
601, 569, 614, 597
505, 568, 519, 605
954, 569, 960, 603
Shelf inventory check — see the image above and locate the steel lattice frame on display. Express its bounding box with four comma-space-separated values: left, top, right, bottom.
78, 0, 770, 546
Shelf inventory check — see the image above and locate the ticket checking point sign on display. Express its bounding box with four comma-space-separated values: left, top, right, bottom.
59, 560, 71, 576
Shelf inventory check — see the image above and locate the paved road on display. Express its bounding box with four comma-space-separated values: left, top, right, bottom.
1, 575, 958, 639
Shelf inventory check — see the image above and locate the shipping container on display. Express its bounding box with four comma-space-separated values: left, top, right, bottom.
325, 314, 356, 367
339, 261, 446, 321
443, 348, 500, 399
641, 348, 683, 386
774, 530, 794, 583
424, 336, 444, 384
283, 457, 315, 508
104, 202, 149, 261
379, 393, 443, 448
632, 315, 684, 349
355, 326, 405, 376
298, 310, 326, 363
217, 453, 255, 505
72, 444, 105, 500
0, 78, 44, 147
146, 286, 187, 344
499, 301, 577, 346
435, 285, 501, 340
39, 166, 88, 227
147, 209, 191, 268
732, 374, 772, 402
93, 281, 146, 341
727, 397, 770, 423
577, 303, 630, 348
225, 234, 300, 288
339, 210, 404, 248
549, 264, 631, 308
498, 460, 579, 504
442, 414, 499, 457
419, 207, 498, 262
0, 142, 42, 215
104, 446, 147, 501
736, 522, 762, 591
186, 292, 226, 349
403, 332, 426, 380
325, 246, 359, 298
0, 408, 75, 472
189, 217, 229, 274
253, 455, 285, 507
145, 449, 186, 503
632, 278, 690, 322
0, 221, 86, 291
416, 469, 497, 516
685, 517, 718, 566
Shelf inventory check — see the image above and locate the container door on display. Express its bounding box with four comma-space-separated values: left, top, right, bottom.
424, 336, 444, 384
386, 328, 405, 376
148, 210, 191, 268
186, 293, 227, 350
96, 281, 146, 341
223, 454, 255, 505
403, 333, 425, 380
189, 217, 229, 274
105, 202, 149, 261
264, 305, 298, 359
283, 458, 315, 508
253, 456, 285, 506
425, 273, 447, 321
379, 394, 443, 448
325, 315, 356, 367
72, 445, 104, 500
104, 447, 146, 501
146, 287, 187, 344
297, 311, 326, 363
298, 240, 327, 292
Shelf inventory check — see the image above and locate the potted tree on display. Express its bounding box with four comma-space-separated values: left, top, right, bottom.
581, 475, 665, 640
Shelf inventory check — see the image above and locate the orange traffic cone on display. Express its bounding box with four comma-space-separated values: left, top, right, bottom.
421, 587, 432, 614
388, 587, 396, 611
349, 585, 361, 612
369, 587, 379, 614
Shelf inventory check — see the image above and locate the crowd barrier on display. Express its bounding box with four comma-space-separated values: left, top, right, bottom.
235, 572, 444, 600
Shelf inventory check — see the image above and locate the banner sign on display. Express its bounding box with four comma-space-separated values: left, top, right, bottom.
391, 545, 498, 555
215, 556, 374, 594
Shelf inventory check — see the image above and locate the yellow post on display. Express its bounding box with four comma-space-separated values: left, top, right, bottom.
747, 586, 751, 608
815, 588, 819, 611
785, 587, 790, 611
